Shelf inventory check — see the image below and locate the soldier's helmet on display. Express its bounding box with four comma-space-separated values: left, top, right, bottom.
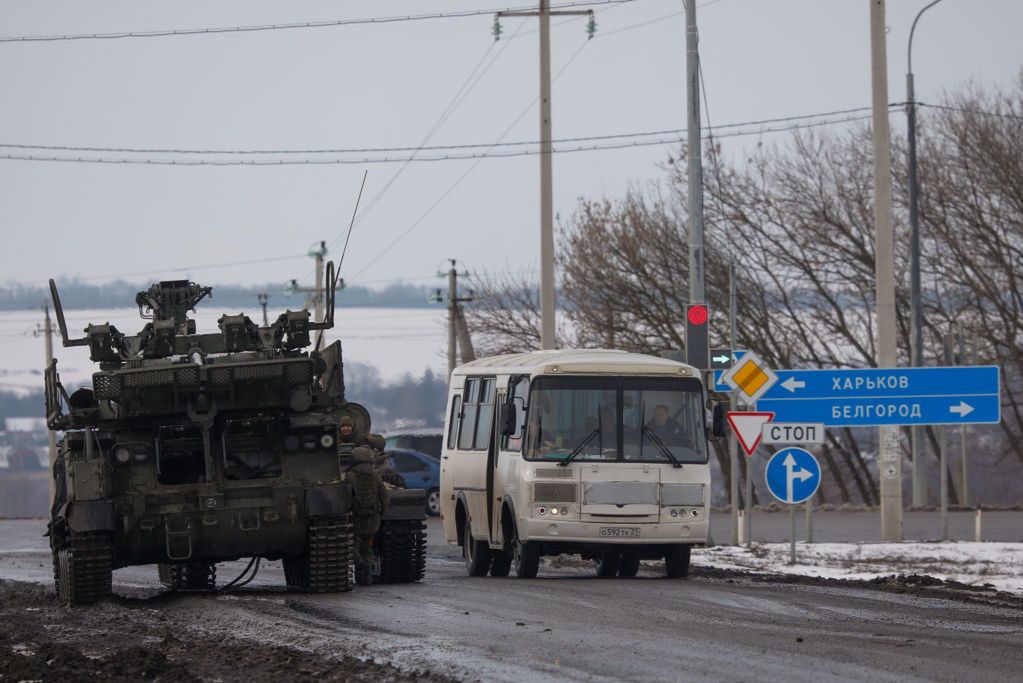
352, 446, 375, 464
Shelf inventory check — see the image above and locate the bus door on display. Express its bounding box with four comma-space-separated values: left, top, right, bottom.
452, 376, 496, 542
490, 375, 528, 549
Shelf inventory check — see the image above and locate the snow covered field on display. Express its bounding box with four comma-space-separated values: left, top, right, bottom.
0, 306, 447, 393
695, 542, 1023, 595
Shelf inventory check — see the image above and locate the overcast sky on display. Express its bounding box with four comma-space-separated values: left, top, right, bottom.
1, 0, 1020, 294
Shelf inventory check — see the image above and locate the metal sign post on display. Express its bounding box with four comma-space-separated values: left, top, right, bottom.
764, 447, 821, 565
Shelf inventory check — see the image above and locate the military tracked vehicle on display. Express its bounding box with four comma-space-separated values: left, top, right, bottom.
44, 262, 426, 605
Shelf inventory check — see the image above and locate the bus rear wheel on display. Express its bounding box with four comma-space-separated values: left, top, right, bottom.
594, 552, 620, 578
463, 515, 492, 577
618, 553, 640, 578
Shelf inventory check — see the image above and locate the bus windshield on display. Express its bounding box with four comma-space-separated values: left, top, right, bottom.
524, 375, 707, 464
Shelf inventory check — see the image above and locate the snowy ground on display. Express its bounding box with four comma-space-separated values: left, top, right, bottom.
0, 306, 446, 392
694, 542, 1023, 595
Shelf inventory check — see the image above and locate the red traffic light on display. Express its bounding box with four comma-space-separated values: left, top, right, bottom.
687, 304, 708, 326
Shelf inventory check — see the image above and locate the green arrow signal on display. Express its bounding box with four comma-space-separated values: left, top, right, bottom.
712, 354, 730, 364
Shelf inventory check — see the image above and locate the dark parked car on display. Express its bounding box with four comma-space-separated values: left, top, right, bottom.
387, 449, 440, 516
384, 428, 443, 459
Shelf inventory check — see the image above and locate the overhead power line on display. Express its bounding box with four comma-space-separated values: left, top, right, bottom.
0, 1, 631, 43
0, 106, 886, 157
916, 102, 1023, 121
0, 107, 897, 167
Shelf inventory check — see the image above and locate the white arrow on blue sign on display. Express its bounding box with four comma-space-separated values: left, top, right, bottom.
756, 366, 1000, 427
765, 447, 821, 505
713, 350, 746, 392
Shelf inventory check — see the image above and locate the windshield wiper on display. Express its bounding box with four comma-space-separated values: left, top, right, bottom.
558, 403, 603, 467
641, 426, 683, 468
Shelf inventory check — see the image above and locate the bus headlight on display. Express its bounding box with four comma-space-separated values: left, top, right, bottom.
550, 507, 560, 516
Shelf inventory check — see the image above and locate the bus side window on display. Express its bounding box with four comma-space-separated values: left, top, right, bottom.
458, 379, 480, 451
446, 395, 462, 449
474, 378, 496, 450
503, 376, 528, 451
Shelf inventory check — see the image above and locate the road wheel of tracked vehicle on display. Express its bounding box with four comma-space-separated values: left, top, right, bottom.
54, 531, 113, 606
285, 516, 354, 593
665, 544, 691, 579
618, 553, 641, 578
377, 519, 427, 584
463, 515, 492, 577
594, 552, 621, 578
158, 563, 217, 590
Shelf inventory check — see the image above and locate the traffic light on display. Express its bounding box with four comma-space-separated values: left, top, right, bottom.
685, 303, 710, 370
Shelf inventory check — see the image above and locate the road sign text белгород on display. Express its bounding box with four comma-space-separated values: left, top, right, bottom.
756, 366, 1000, 427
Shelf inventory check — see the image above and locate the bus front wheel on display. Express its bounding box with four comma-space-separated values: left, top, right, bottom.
513, 541, 540, 579
665, 544, 691, 579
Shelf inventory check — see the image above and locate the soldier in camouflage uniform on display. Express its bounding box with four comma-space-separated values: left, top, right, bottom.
346, 446, 390, 585
338, 415, 405, 488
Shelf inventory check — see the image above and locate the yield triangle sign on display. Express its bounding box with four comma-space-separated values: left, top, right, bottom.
727, 411, 775, 457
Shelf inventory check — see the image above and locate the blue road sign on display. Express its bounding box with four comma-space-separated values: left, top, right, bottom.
765, 447, 821, 505
713, 350, 746, 392
757, 366, 1000, 427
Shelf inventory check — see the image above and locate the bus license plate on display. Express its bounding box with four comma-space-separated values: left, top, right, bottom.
599, 527, 640, 538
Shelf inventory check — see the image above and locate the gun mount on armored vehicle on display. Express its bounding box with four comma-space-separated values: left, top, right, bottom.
44, 262, 426, 605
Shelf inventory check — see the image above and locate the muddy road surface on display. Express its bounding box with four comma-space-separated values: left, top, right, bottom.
1, 518, 1021, 682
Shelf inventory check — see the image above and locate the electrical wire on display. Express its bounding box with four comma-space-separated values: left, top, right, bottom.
0, 106, 888, 157
345, 37, 595, 284
0, 112, 883, 166
916, 102, 1023, 121
0, 1, 633, 43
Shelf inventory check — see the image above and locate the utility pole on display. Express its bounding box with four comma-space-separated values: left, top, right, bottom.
286, 240, 338, 346
257, 293, 269, 326
729, 261, 739, 545
958, 325, 973, 507
907, 0, 946, 509
495, 3, 594, 351
686, 0, 705, 306
869, 0, 902, 542
432, 260, 475, 375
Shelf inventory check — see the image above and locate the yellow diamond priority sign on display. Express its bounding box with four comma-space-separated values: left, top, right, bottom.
720, 351, 778, 405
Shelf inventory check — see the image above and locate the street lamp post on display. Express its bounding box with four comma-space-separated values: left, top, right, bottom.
907, 0, 946, 508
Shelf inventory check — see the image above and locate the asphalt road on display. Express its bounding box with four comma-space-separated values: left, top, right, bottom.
1, 517, 1021, 682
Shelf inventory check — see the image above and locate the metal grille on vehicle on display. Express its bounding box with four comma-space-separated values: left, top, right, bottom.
92, 373, 121, 400
660, 483, 705, 507
235, 363, 284, 381
533, 482, 578, 503
533, 468, 574, 479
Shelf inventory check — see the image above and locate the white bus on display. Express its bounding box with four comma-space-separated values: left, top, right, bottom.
440, 349, 724, 579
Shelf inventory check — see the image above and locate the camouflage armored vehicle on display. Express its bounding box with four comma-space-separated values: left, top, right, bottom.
44, 262, 426, 605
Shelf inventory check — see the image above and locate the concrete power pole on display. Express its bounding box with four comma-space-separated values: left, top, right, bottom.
257, 293, 269, 327
42, 302, 57, 503
496, 3, 592, 351
433, 260, 475, 375
869, 0, 902, 541
686, 0, 705, 306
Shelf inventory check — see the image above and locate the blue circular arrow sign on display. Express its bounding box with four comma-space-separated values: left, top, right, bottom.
765, 447, 821, 505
